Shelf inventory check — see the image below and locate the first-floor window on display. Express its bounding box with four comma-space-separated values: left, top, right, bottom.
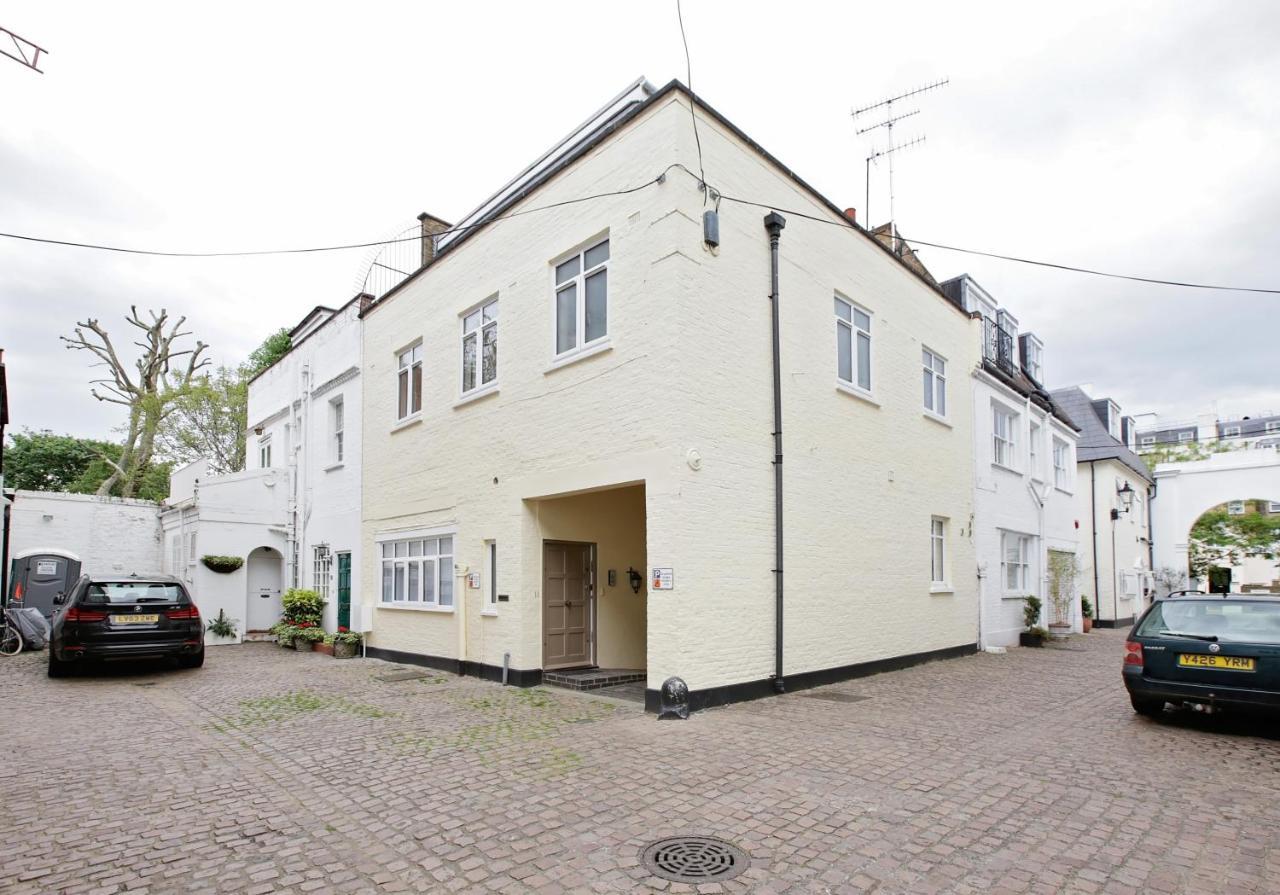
1029, 422, 1041, 477
930, 518, 946, 583
1223, 425, 1241, 438
1140, 436, 1155, 448
330, 396, 345, 463
397, 343, 423, 420
486, 541, 498, 610
835, 295, 872, 392
259, 436, 272, 468
1177, 431, 1194, 443
380, 535, 455, 608
462, 298, 498, 393
170, 535, 181, 573
993, 405, 1017, 468
922, 348, 946, 416
313, 546, 332, 603
1002, 532, 1033, 593
1228, 500, 1245, 516
185, 532, 197, 566
1053, 437, 1071, 490
554, 238, 609, 356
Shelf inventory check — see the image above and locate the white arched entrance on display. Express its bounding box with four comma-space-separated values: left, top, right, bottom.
1152, 449, 1280, 590
245, 546, 285, 632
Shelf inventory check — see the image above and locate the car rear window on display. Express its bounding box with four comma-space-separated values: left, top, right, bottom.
85, 582, 188, 604
1137, 599, 1280, 644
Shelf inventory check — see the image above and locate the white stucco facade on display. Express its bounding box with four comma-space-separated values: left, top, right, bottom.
8, 490, 162, 577
246, 299, 364, 633
1078, 458, 1153, 624
359, 83, 981, 706
1151, 448, 1280, 590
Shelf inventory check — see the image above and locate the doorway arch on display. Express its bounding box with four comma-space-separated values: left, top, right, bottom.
245, 546, 284, 631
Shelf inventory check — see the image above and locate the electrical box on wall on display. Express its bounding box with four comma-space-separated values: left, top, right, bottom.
702, 210, 719, 247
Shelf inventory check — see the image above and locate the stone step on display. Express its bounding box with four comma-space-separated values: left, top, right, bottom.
543, 668, 646, 691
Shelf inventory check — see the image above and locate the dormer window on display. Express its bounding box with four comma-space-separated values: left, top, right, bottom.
1019, 333, 1044, 383
1107, 401, 1121, 440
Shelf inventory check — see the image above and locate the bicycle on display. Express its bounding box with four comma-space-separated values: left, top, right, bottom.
0, 607, 24, 657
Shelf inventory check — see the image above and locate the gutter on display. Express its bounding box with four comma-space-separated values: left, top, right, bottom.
764, 211, 787, 693
1089, 461, 1101, 617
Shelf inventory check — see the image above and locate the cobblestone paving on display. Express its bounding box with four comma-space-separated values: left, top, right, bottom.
2, 632, 1279, 894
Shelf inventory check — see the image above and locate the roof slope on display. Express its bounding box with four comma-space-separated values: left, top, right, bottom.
1050, 386, 1152, 482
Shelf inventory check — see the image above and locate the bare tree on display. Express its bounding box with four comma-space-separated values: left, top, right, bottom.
61, 307, 209, 497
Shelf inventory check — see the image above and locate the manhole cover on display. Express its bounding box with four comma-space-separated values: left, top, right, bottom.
641, 836, 749, 883
802, 691, 869, 703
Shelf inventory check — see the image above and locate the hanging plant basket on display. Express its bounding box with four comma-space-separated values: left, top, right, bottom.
201, 555, 245, 574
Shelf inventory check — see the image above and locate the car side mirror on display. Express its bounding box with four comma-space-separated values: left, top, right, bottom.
53, 593, 68, 605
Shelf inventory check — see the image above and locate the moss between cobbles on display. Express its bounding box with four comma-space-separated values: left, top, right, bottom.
207, 690, 394, 732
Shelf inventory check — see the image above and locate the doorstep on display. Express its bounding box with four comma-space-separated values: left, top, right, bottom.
543, 667, 645, 691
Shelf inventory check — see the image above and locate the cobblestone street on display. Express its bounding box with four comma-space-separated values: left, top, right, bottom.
2, 631, 1279, 894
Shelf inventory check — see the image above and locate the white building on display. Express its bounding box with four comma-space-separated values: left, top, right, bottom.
9, 490, 162, 576
941, 276, 1082, 647
356, 77, 983, 711
244, 297, 365, 632
1050, 387, 1154, 627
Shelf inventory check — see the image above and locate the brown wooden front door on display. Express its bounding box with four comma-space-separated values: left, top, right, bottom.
543, 541, 593, 669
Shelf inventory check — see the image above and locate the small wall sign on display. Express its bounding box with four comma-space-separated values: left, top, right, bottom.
35, 560, 58, 576
652, 568, 674, 590
466, 571, 482, 589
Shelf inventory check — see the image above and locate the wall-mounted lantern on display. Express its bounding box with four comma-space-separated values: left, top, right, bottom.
1117, 481, 1135, 514
626, 567, 643, 594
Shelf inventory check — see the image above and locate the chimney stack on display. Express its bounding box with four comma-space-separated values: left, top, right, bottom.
355, 292, 375, 315
416, 212, 452, 269
843, 207, 857, 225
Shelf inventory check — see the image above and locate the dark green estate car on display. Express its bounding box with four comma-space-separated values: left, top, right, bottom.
1123, 594, 1280, 717
48, 575, 204, 677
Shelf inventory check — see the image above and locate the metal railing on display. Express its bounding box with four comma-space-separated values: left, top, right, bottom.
982, 317, 1017, 377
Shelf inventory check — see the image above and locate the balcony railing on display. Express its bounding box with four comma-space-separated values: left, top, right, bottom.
982, 317, 1017, 377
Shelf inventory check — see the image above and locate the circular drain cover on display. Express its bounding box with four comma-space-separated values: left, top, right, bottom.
641, 836, 749, 883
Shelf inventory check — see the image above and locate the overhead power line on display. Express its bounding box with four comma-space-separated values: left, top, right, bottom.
3, 159, 1278, 296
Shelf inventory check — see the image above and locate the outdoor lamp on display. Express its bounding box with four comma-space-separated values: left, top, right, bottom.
1117, 481, 1135, 514
626, 567, 643, 594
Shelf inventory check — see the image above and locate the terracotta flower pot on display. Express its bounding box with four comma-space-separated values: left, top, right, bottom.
314, 642, 334, 656
1082, 617, 1093, 633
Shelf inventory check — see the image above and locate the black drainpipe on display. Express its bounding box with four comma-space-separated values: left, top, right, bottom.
764, 211, 786, 693
1089, 461, 1100, 618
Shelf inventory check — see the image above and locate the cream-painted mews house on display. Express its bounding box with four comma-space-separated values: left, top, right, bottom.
941, 276, 1082, 647
359, 78, 982, 711
158, 298, 365, 641
1049, 387, 1154, 627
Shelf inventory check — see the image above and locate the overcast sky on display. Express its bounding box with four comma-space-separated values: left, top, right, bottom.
3, 1, 1278, 441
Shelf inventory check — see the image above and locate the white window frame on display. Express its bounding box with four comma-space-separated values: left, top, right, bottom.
1177, 431, 1194, 443
330, 396, 345, 464
1268, 501, 1280, 514
461, 297, 499, 396
1223, 425, 1241, 438
483, 541, 498, 614
258, 435, 272, 469
1024, 339, 1043, 383
396, 342, 423, 422
930, 517, 948, 587
1267, 422, 1280, 435
313, 546, 332, 604
1228, 500, 1245, 516
185, 531, 197, 567
1140, 436, 1155, 449
835, 294, 872, 396
377, 532, 455, 611
552, 236, 610, 360
1001, 531, 1033, 594
169, 535, 181, 574
993, 403, 1018, 469
922, 347, 946, 418
1029, 421, 1042, 480
1053, 437, 1071, 491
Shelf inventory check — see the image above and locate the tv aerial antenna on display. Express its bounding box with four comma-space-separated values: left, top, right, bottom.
853, 78, 948, 246
0, 25, 47, 73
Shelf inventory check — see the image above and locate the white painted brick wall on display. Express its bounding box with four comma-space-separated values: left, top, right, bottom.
9, 490, 162, 578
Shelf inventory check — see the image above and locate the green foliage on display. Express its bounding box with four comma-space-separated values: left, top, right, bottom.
205, 609, 238, 638
208, 690, 392, 732
1027, 626, 1050, 639
4, 429, 169, 500
1187, 500, 1280, 578
244, 329, 291, 379
201, 555, 245, 574
1022, 595, 1043, 630
1081, 597, 1093, 619
324, 628, 362, 646
281, 588, 325, 625
293, 623, 325, 643
1140, 439, 1239, 468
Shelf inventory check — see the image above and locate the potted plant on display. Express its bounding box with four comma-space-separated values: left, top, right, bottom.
1081, 596, 1094, 633
271, 621, 298, 649
292, 622, 324, 652
325, 627, 362, 659
200, 555, 245, 574
1019, 596, 1047, 647
205, 609, 239, 644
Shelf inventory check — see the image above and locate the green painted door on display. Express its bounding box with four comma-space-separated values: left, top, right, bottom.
337, 552, 352, 628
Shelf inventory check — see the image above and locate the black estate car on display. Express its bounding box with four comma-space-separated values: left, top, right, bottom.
48, 574, 205, 677
1123, 593, 1280, 717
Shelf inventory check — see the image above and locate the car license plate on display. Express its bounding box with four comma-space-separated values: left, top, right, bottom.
111, 614, 159, 625
1178, 653, 1255, 671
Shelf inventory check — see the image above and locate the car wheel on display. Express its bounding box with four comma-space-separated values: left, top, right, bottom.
178, 649, 205, 669
1130, 695, 1164, 718
48, 653, 71, 678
